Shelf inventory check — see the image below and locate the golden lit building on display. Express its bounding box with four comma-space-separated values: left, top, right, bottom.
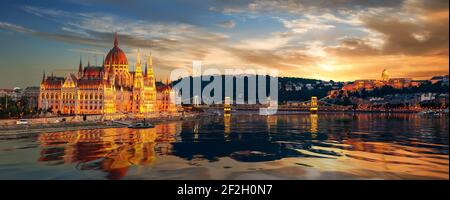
156, 80, 179, 114
341, 69, 419, 92
381, 69, 389, 82
38, 33, 176, 116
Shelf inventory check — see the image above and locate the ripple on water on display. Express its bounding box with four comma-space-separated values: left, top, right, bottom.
0, 113, 448, 180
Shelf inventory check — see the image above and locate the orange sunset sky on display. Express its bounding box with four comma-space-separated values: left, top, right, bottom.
0, 0, 448, 88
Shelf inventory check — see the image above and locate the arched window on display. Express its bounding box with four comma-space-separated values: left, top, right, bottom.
95, 94, 98, 100
99, 95, 103, 100
90, 94, 93, 100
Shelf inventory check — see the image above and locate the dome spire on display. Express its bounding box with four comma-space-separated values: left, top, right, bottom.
114, 32, 118, 47
42, 70, 46, 83
78, 57, 83, 72
136, 49, 141, 66
78, 56, 83, 78
145, 63, 148, 77
146, 53, 154, 77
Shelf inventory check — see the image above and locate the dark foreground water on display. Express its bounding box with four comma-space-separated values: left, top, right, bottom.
0, 113, 448, 180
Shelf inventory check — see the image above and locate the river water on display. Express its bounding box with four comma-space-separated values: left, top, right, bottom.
0, 113, 448, 180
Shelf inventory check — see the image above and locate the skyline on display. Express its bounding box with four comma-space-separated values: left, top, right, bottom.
0, 0, 448, 88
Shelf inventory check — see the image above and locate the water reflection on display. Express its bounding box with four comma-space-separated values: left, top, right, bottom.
20, 113, 449, 179
169, 113, 448, 178
37, 123, 181, 179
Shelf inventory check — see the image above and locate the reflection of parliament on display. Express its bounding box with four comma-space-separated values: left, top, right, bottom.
38, 33, 178, 115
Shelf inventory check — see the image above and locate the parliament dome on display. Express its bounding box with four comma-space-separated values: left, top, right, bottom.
105, 32, 128, 66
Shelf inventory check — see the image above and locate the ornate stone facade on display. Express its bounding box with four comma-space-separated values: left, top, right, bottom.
38, 33, 177, 116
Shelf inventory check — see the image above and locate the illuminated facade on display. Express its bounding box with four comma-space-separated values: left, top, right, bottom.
341, 69, 419, 92
37, 123, 181, 179
156, 80, 178, 114
38, 33, 177, 116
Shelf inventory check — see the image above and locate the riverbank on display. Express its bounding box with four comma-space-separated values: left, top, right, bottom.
0, 113, 203, 138
0, 121, 123, 138
1, 109, 447, 137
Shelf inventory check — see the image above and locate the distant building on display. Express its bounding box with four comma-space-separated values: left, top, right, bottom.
156, 81, 179, 114
369, 97, 386, 105
285, 82, 294, 91
0, 89, 13, 98
327, 90, 339, 98
11, 87, 23, 101
23, 87, 40, 110
430, 75, 449, 85
437, 94, 449, 105
341, 70, 419, 92
381, 69, 390, 81
420, 93, 436, 102
388, 78, 412, 89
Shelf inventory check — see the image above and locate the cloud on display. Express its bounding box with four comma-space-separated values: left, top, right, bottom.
10, 6, 234, 67
7, 5, 320, 73
0, 22, 34, 33
403, 0, 449, 13
1, 1, 447, 83
278, 17, 335, 34
319, 0, 449, 58
213, 0, 404, 16
326, 37, 381, 57
359, 1, 449, 56
216, 20, 236, 28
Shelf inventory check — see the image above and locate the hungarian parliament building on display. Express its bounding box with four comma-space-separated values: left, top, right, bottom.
38, 33, 178, 116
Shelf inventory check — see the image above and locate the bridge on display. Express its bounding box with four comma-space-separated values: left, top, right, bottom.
185, 96, 351, 113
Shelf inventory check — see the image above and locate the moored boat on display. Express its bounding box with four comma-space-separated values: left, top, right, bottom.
128, 122, 154, 129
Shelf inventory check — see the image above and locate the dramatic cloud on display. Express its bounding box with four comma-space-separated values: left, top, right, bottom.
216, 20, 236, 28
278, 17, 335, 34
0, 0, 447, 88
214, 0, 404, 16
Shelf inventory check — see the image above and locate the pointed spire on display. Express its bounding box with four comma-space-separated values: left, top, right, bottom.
145, 63, 148, 77
78, 57, 83, 73
136, 49, 141, 66
114, 32, 118, 47
148, 52, 153, 66
42, 70, 46, 83
146, 53, 154, 77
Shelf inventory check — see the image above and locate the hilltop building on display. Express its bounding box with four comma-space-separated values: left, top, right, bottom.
341, 69, 420, 92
